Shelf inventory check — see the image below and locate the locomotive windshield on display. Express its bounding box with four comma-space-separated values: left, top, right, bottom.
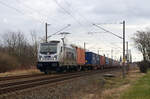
40, 43, 57, 54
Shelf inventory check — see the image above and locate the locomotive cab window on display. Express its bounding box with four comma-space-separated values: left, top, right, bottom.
40, 43, 57, 54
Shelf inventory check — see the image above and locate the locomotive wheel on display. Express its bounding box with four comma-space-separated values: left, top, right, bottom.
44, 70, 54, 74
44, 70, 48, 74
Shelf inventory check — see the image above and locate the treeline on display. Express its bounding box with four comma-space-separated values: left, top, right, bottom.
0, 31, 38, 73
133, 30, 150, 73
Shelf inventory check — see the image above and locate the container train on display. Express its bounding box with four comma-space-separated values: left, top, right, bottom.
37, 40, 121, 74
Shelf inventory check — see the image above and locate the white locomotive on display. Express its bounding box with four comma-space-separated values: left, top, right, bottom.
37, 40, 77, 74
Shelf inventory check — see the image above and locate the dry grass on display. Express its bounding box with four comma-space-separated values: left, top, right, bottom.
0, 52, 20, 73
79, 68, 145, 99
0, 68, 41, 77
101, 84, 130, 99
98, 69, 145, 99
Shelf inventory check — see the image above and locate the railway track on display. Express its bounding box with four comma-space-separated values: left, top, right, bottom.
0, 68, 119, 95
0, 73, 44, 81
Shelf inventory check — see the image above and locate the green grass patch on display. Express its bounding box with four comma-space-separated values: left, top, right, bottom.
121, 70, 150, 99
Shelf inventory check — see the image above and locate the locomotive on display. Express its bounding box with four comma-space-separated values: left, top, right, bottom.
37, 40, 121, 74
37, 40, 78, 74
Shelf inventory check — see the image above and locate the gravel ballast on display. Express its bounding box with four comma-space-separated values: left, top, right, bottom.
0, 70, 121, 99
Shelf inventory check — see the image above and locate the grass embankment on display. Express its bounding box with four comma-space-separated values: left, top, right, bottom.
0, 69, 41, 77
99, 69, 145, 99
121, 70, 150, 99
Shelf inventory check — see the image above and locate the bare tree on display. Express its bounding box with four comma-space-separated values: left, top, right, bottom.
30, 30, 39, 62
132, 30, 150, 61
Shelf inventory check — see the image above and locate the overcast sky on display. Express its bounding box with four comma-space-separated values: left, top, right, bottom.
0, 0, 149, 61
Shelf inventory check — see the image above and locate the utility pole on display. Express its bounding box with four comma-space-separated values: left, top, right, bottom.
129, 50, 132, 63
122, 20, 126, 78
126, 42, 128, 58
45, 23, 48, 43
45, 23, 50, 43
126, 41, 129, 62
126, 41, 129, 72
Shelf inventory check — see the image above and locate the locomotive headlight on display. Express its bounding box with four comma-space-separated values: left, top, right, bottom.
53, 55, 57, 60
54, 55, 57, 59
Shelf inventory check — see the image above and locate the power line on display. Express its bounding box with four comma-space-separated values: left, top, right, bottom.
63, 0, 123, 58
0, 1, 44, 23
62, 0, 117, 50
63, 0, 90, 24
63, 0, 123, 41
0, 1, 24, 14
15, 0, 59, 23
63, 0, 122, 51
47, 24, 71, 38
93, 24, 123, 39
53, 0, 83, 26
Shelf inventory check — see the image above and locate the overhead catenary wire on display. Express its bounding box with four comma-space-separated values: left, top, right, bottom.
1, 0, 69, 39
47, 24, 71, 38
0, 1, 24, 14
53, 0, 83, 27
63, 0, 121, 37
0, 0, 44, 23
63, 0, 123, 42
15, 0, 59, 23
62, 0, 123, 56
63, 0, 92, 26
63, 1, 123, 39
93, 24, 123, 39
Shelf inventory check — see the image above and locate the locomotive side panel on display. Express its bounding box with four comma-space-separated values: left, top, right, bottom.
61, 46, 77, 66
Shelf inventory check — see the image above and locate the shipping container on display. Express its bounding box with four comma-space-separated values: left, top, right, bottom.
76, 47, 85, 65
85, 52, 98, 66
95, 54, 100, 65
105, 57, 109, 65
100, 55, 105, 66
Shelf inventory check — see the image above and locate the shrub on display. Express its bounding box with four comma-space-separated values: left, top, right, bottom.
0, 52, 20, 73
139, 61, 148, 73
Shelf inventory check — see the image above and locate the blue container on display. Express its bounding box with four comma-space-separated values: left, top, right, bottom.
105, 57, 109, 65
85, 52, 94, 65
85, 52, 100, 66
95, 54, 100, 65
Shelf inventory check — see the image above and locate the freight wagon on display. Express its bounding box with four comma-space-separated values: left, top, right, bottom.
74, 46, 85, 70
95, 54, 100, 69
100, 55, 105, 69
85, 52, 99, 70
